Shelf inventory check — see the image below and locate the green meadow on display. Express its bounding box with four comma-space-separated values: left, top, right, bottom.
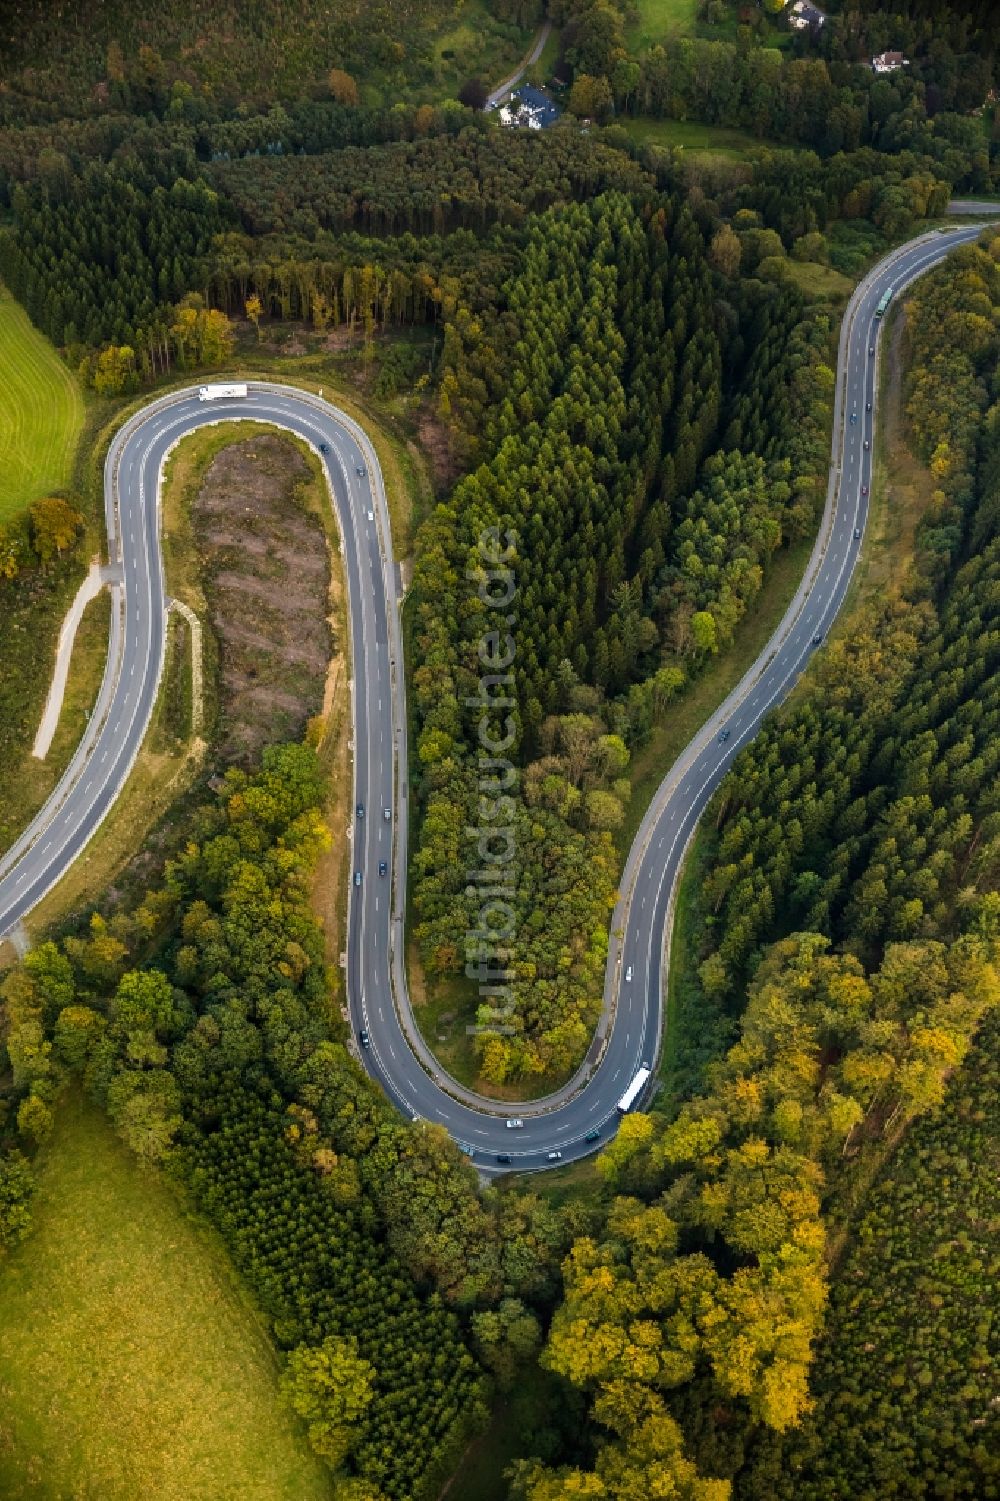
0, 284, 83, 522
0, 1095, 333, 1500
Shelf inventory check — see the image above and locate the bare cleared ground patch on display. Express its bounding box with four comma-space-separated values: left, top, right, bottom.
417, 406, 464, 495
192, 434, 332, 765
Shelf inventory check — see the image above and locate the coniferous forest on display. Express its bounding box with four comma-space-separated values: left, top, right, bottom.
0, 1, 999, 1498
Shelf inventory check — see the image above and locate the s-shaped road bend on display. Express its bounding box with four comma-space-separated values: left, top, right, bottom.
0, 221, 994, 1171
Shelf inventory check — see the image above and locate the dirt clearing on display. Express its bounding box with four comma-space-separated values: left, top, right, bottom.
192, 433, 332, 765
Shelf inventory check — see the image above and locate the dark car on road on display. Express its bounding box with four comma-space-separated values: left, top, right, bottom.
496, 1153, 512, 1165
379, 861, 387, 877
718, 728, 730, 743
359, 1029, 370, 1048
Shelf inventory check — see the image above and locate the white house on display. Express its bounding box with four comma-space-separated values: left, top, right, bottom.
497, 87, 559, 131
872, 50, 909, 74
788, 0, 826, 32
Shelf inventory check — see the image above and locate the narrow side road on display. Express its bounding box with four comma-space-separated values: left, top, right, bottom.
486, 21, 552, 107
32, 559, 108, 761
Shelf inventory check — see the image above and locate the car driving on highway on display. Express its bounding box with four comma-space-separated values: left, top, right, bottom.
506, 1118, 524, 1129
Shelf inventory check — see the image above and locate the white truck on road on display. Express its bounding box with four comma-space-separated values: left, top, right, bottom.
198, 383, 248, 401
617, 1065, 652, 1114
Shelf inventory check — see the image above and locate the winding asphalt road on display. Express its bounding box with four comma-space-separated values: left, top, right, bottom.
0, 221, 993, 1172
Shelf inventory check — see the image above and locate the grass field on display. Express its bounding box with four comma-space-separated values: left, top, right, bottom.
534, 22, 562, 81
625, 0, 697, 51
0, 1094, 333, 1501
785, 259, 855, 302
622, 116, 786, 157
0, 284, 83, 522
445, 1362, 588, 1501
427, 0, 531, 100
